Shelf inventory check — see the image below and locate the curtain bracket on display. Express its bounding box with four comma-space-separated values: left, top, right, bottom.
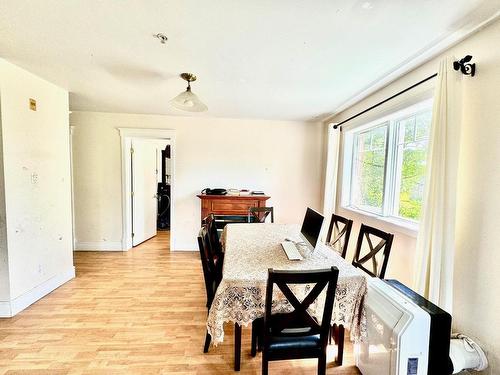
453, 55, 475, 77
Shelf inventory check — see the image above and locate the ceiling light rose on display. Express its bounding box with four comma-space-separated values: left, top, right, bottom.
170, 73, 208, 112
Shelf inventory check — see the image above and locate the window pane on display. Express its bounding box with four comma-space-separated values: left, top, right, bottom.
351, 125, 387, 212
371, 127, 386, 149
360, 131, 371, 151
397, 112, 431, 220
402, 117, 416, 143
416, 111, 431, 140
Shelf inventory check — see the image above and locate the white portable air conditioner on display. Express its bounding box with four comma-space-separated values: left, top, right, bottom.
356, 278, 453, 375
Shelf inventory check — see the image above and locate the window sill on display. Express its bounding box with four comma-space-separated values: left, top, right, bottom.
340, 206, 419, 238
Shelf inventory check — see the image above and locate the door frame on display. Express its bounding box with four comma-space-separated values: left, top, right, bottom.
118, 128, 176, 251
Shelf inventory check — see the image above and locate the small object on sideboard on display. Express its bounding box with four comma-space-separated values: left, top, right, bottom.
201, 188, 227, 195
227, 189, 240, 196
252, 190, 265, 195
239, 189, 251, 196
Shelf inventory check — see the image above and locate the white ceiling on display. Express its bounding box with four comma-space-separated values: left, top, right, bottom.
0, 0, 499, 121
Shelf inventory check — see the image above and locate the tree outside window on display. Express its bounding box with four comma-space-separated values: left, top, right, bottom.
344, 100, 432, 223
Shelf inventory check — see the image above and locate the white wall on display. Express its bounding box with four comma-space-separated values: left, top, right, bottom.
70, 112, 324, 251
0, 58, 74, 316
327, 19, 500, 373
0, 110, 10, 302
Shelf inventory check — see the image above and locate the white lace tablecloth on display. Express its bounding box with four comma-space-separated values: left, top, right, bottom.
207, 223, 368, 346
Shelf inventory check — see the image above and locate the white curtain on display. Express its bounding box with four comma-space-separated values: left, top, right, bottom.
413, 57, 463, 312
322, 123, 341, 237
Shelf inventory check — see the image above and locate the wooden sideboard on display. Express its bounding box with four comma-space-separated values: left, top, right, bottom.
197, 194, 271, 223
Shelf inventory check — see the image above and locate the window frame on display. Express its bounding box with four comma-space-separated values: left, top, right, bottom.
341, 99, 433, 228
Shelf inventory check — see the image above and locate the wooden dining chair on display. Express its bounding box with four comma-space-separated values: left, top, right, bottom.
197, 226, 221, 353
334, 224, 394, 365
352, 224, 394, 279
248, 206, 274, 223
258, 267, 339, 375
325, 214, 353, 259
203, 213, 224, 263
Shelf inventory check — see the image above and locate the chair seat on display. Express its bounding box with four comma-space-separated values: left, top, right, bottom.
214, 215, 248, 230
268, 333, 321, 352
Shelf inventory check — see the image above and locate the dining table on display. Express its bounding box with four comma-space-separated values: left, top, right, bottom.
206, 223, 368, 371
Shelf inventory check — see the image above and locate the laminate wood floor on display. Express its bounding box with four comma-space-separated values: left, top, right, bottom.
0, 231, 361, 374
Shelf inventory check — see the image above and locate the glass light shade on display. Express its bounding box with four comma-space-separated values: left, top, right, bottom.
170, 88, 208, 112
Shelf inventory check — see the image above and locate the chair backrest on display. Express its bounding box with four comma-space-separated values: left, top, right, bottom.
248, 206, 274, 223
203, 213, 223, 257
352, 224, 394, 279
197, 226, 217, 305
326, 214, 353, 259
263, 267, 339, 347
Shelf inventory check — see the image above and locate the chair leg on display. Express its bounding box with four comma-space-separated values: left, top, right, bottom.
203, 330, 211, 353
318, 353, 327, 375
336, 324, 345, 366
330, 323, 337, 345
251, 318, 264, 352
234, 323, 241, 371
251, 320, 257, 357
258, 325, 264, 352
262, 351, 269, 375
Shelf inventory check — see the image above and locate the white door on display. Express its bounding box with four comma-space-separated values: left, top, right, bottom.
131, 139, 158, 246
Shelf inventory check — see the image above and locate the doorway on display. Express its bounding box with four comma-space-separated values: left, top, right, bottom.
119, 128, 176, 251
130, 138, 171, 246
156, 143, 171, 232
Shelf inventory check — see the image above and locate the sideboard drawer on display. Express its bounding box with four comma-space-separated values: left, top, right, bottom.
210, 200, 256, 213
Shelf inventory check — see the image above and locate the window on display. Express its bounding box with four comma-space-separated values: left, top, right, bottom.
351, 124, 388, 214
342, 100, 432, 223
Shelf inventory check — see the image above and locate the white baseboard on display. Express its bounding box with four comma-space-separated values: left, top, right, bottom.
0, 301, 11, 317
75, 241, 124, 251
172, 242, 197, 252
0, 266, 75, 318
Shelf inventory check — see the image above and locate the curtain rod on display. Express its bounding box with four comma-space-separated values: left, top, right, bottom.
332, 55, 476, 130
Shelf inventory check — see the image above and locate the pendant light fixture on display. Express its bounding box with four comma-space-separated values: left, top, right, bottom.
170, 73, 208, 112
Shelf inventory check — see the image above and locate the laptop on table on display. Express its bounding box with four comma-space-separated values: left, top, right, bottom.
281, 207, 324, 260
